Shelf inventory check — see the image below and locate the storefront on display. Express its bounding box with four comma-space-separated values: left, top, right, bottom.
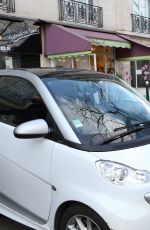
0, 16, 42, 69
44, 24, 131, 73
116, 34, 150, 96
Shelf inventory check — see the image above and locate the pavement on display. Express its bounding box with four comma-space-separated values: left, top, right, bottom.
0, 215, 32, 230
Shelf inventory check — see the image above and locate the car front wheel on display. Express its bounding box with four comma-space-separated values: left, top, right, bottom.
59, 204, 110, 230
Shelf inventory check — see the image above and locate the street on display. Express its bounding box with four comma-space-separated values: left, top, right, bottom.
0, 215, 32, 230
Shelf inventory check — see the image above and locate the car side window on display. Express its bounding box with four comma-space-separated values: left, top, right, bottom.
0, 76, 49, 127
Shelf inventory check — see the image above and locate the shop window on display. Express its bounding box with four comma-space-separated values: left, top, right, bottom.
0, 53, 40, 69
95, 46, 114, 74
19, 54, 40, 68
97, 53, 105, 72
55, 57, 72, 68
131, 60, 150, 88
137, 60, 150, 87
74, 56, 90, 70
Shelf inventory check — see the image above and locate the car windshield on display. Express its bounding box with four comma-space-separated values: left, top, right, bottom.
43, 74, 150, 145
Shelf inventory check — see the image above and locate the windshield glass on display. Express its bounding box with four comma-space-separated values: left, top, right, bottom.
43, 75, 150, 145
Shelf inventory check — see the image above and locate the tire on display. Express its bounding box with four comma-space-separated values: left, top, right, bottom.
58, 204, 110, 230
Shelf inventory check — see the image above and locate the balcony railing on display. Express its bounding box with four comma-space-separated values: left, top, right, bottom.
132, 14, 150, 34
59, 0, 103, 28
0, 0, 15, 13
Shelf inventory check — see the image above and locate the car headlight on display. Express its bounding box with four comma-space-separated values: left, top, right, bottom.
96, 160, 150, 185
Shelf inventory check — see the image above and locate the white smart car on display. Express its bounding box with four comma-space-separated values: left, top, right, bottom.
0, 68, 150, 230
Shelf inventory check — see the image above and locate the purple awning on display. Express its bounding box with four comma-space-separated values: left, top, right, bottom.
44, 24, 91, 55
116, 34, 150, 59
44, 24, 130, 55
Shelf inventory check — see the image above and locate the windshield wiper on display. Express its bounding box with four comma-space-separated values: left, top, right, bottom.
114, 121, 150, 132
101, 122, 150, 145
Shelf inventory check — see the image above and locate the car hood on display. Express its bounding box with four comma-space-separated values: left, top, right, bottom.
91, 143, 150, 171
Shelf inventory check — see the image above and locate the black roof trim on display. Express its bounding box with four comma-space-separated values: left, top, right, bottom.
11, 68, 118, 80
13, 67, 85, 77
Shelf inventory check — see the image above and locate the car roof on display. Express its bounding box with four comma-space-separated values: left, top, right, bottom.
16, 67, 99, 77
11, 67, 115, 78
8, 67, 118, 80
19, 67, 83, 78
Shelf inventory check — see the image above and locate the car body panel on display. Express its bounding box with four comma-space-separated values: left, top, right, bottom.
93, 143, 150, 171
0, 122, 53, 222
49, 142, 150, 230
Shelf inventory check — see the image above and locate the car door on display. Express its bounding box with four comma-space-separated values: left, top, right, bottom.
0, 75, 54, 223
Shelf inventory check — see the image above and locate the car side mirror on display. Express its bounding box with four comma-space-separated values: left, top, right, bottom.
14, 119, 50, 139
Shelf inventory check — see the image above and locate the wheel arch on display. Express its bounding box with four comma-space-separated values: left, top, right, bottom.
54, 200, 110, 230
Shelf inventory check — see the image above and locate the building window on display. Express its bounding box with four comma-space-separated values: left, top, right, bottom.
59, 0, 103, 27
132, 0, 150, 33
0, 0, 15, 13
133, 0, 150, 17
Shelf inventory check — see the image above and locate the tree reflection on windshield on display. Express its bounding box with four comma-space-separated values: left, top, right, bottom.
44, 77, 150, 145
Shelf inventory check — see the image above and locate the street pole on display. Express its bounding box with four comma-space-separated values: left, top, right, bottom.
145, 80, 149, 101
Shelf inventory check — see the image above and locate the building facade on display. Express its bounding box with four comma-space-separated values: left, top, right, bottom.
116, 0, 150, 96
42, 0, 131, 75
1, 0, 150, 96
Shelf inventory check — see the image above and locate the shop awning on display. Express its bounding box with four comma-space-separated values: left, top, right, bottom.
116, 34, 150, 61
12, 33, 42, 54
45, 24, 131, 57
0, 17, 40, 53
119, 34, 150, 48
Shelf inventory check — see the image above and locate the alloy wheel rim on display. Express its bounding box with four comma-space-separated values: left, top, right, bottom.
66, 214, 101, 230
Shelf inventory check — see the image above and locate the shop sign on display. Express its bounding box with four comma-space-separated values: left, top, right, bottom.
0, 20, 39, 52
8, 28, 39, 43
0, 46, 11, 52
136, 69, 142, 75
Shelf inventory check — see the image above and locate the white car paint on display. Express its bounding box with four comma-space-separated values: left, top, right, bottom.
0, 122, 53, 221
49, 142, 150, 230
